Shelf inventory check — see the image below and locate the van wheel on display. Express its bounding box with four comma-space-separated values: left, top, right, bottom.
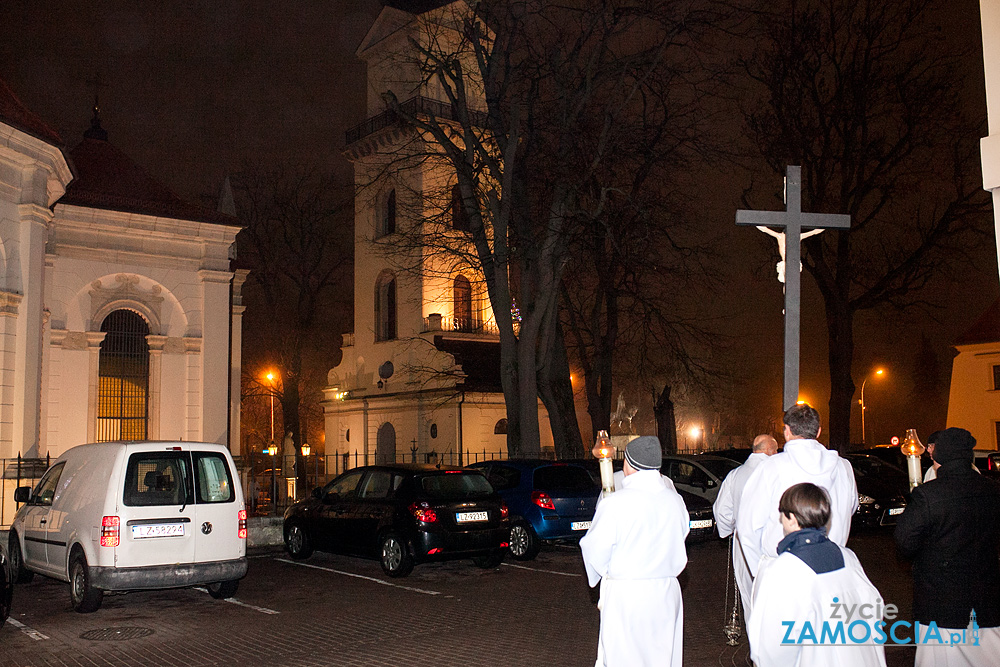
379, 532, 413, 578
284, 521, 313, 560
70, 552, 103, 613
207, 580, 239, 599
8, 533, 33, 584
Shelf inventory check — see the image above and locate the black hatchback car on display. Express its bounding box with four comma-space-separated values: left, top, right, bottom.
283, 464, 510, 577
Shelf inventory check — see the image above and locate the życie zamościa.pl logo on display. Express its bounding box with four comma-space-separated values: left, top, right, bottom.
780, 598, 980, 647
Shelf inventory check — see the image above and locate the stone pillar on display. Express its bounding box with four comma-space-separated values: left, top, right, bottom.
229, 269, 249, 455
13, 203, 50, 457
86, 331, 107, 443
146, 335, 167, 440
0, 292, 23, 458
199, 270, 232, 445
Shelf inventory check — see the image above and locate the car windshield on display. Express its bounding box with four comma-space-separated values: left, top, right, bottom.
534, 466, 596, 491
420, 472, 493, 499
696, 457, 740, 480
847, 455, 905, 478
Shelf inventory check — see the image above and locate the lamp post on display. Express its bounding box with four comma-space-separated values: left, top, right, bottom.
266, 372, 276, 444
858, 368, 885, 444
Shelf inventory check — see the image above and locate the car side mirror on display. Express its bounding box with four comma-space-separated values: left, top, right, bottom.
13, 486, 31, 504
312, 487, 323, 499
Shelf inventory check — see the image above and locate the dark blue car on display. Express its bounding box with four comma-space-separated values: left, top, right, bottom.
468, 460, 599, 561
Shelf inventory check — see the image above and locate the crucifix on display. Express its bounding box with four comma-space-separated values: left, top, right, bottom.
736, 166, 850, 411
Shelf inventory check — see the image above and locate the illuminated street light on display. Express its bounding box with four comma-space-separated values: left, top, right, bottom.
859, 368, 886, 444
265, 371, 277, 445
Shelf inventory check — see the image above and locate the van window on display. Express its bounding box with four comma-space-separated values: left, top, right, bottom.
193, 453, 235, 503
32, 462, 66, 506
123, 452, 193, 507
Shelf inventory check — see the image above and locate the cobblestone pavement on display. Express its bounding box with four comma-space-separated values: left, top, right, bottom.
0, 531, 916, 666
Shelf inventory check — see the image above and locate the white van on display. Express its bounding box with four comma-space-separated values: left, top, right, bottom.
8, 441, 247, 613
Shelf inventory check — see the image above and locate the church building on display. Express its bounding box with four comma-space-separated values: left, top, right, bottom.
0, 78, 245, 462
322, 0, 553, 466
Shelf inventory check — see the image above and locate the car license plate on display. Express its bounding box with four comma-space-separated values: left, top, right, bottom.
456, 511, 488, 523
888, 507, 904, 516
689, 519, 713, 530
131, 523, 185, 539
571, 521, 591, 531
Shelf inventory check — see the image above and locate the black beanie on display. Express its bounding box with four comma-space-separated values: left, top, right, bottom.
931, 427, 976, 465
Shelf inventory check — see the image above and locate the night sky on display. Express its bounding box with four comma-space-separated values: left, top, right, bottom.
3, 0, 998, 446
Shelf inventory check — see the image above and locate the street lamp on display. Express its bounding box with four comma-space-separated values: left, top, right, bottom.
858, 368, 885, 444
265, 372, 276, 445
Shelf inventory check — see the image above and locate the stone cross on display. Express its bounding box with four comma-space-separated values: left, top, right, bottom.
736, 166, 851, 411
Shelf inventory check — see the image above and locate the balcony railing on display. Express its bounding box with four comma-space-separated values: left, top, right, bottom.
345, 96, 488, 145
422, 314, 499, 336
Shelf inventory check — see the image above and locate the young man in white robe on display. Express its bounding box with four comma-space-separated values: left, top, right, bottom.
714, 433, 779, 619
737, 403, 858, 578
580, 436, 690, 667
749, 483, 887, 667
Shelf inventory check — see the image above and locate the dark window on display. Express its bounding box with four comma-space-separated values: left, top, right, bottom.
375, 272, 397, 341
534, 466, 596, 491
420, 472, 492, 499
378, 189, 396, 237
346, 428, 350, 443
430, 423, 438, 439
486, 465, 521, 491
696, 458, 740, 481
494, 418, 508, 435
123, 452, 193, 507
453, 275, 473, 331
98, 309, 150, 441
193, 452, 235, 503
32, 462, 66, 506
994, 365, 1000, 391
324, 470, 364, 500
359, 471, 394, 499
671, 462, 710, 487
451, 184, 470, 231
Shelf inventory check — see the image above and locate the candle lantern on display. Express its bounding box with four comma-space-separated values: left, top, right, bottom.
900, 428, 925, 491
591, 430, 616, 497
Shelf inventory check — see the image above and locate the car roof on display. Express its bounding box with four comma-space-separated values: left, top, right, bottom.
469, 459, 588, 470
353, 463, 473, 474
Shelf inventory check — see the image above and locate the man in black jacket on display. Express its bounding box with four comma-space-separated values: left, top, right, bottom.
894, 427, 1000, 665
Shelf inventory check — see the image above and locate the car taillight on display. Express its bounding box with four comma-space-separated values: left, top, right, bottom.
238, 509, 247, 539
409, 502, 438, 523
531, 491, 555, 510
100, 515, 120, 547
500, 502, 509, 519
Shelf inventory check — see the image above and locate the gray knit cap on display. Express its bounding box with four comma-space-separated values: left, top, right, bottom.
625, 436, 662, 471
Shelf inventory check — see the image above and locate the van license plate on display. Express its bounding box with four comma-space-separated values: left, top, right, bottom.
131, 524, 185, 539
456, 511, 488, 523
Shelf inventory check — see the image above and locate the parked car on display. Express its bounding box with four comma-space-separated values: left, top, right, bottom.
468, 460, 599, 561
283, 464, 510, 577
0, 544, 11, 628
712, 448, 754, 465
9, 441, 247, 613
983, 452, 1000, 479
859, 444, 932, 475
843, 454, 908, 528
566, 458, 716, 542
660, 455, 741, 503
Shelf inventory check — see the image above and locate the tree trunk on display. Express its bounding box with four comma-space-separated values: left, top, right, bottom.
825, 302, 855, 452
654, 385, 678, 453
537, 317, 584, 459
498, 327, 523, 457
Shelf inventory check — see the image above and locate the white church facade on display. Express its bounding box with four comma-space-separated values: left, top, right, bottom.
0, 78, 245, 462
322, 1, 553, 466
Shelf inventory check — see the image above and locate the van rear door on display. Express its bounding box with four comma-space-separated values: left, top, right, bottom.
116, 448, 196, 568
191, 450, 243, 563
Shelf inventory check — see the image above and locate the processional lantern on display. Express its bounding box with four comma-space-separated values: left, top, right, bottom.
591, 430, 616, 497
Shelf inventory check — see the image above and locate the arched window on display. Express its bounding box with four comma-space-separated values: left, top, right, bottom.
377, 188, 396, 237
376, 422, 396, 464
453, 275, 473, 332
97, 309, 150, 441
494, 418, 508, 435
451, 184, 470, 231
375, 271, 397, 341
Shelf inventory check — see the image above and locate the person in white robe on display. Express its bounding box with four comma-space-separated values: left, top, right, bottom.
749, 483, 886, 667
737, 403, 858, 578
580, 436, 690, 667
714, 433, 778, 619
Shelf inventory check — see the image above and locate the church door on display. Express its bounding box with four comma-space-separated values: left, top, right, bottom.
376, 422, 396, 465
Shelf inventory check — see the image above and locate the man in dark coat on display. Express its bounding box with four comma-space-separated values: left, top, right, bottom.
894, 427, 1000, 666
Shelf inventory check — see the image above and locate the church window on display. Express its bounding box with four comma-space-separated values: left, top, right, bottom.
993, 364, 1000, 390
378, 189, 396, 237
375, 271, 397, 341
451, 184, 470, 232
453, 275, 473, 332
346, 428, 350, 443
97, 309, 150, 442
430, 423, 438, 439
494, 418, 508, 435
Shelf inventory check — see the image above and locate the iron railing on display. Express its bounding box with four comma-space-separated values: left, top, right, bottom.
345, 96, 488, 145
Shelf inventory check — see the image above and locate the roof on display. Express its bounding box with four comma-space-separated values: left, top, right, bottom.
381, 0, 454, 14
59, 130, 240, 227
955, 297, 1000, 346
0, 77, 63, 146
433, 336, 503, 392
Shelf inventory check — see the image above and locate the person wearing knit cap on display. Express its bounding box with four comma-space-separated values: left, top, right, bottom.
924, 428, 980, 482
895, 427, 1000, 666
580, 436, 690, 667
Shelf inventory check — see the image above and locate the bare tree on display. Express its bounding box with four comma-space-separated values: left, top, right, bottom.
369, 0, 718, 457
739, 0, 991, 448
234, 165, 353, 488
